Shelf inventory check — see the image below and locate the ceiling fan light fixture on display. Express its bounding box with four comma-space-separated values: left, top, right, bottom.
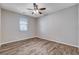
27, 3, 46, 15
33, 10, 39, 14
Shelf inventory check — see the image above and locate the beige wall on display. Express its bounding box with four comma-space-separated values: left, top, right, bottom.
37, 5, 78, 47
1, 9, 37, 44
0, 7, 1, 45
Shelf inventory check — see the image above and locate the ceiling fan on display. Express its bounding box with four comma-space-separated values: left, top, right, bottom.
27, 3, 46, 15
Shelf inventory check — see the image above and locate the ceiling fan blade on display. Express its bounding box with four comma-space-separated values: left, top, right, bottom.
39, 8, 46, 10
39, 12, 42, 14
32, 12, 34, 14
27, 8, 33, 10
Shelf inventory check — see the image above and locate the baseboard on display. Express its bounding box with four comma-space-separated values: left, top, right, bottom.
1, 37, 79, 48
0, 37, 38, 47
37, 37, 79, 48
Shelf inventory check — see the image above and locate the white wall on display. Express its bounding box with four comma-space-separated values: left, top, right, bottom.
0, 7, 1, 45
1, 5, 79, 47
1, 9, 36, 44
78, 5, 79, 47
37, 5, 78, 47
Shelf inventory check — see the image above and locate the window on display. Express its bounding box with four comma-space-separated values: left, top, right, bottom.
19, 16, 28, 31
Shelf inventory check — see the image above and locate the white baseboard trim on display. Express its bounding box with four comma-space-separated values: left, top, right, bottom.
38, 37, 79, 48
1, 37, 79, 48
0, 37, 36, 46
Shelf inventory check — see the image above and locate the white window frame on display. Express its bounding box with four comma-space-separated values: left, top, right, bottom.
19, 16, 28, 32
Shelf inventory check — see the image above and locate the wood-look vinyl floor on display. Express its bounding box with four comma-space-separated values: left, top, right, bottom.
0, 38, 79, 55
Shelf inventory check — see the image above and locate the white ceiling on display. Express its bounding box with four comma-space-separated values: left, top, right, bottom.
0, 3, 77, 18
